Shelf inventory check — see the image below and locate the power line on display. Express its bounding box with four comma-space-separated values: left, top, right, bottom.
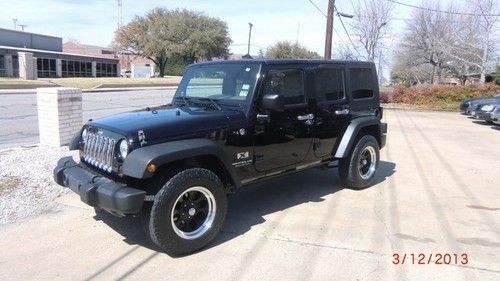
388, 0, 500, 17
334, 5, 362, 56
307, 0, 327, 18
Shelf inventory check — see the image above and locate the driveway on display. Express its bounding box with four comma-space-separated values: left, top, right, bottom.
0, 109, 499, 280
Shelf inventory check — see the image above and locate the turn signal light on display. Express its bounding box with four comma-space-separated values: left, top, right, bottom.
147, 163, 157, 173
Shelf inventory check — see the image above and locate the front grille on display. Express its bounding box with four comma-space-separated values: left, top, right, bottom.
83, 132, 116, 173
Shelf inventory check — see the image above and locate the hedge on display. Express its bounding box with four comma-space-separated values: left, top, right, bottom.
391, 83, 500, 110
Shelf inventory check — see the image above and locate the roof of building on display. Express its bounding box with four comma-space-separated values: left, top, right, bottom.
0, 45, 119, 61
63, 41, 114, 51
0, 27, 61, 40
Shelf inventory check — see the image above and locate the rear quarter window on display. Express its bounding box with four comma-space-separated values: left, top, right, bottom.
350, 68, 374, 99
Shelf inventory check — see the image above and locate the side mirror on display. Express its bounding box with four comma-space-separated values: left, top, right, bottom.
262, 94, 285, 112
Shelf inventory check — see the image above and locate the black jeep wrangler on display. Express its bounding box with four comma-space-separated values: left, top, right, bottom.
54, 59, 387, 255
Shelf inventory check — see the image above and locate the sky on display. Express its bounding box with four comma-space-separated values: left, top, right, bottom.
0, 0, 416, 57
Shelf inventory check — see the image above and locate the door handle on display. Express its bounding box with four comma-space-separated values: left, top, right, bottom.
297, 113, 314, 121
256, 113, 270, 123
334, 108, 350, 115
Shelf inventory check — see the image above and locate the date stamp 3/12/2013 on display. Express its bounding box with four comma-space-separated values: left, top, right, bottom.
392, 253, 469, 265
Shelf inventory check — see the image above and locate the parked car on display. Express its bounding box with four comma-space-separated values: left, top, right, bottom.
461, 93, 500, 115
120, 69, 132, 78
53, 59, 387, 255
473, 104, 499, 123
470, 100, 500, 122
490, 107, 500, 126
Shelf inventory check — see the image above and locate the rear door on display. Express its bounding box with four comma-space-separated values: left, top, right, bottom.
311, 64, 351, 158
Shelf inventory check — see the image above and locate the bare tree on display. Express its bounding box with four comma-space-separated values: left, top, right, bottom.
393, 0, 499, 84
472, 0, 498, 82
332, 43, 358, 60
350, 0, 393, 62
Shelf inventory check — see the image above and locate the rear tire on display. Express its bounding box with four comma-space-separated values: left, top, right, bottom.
145, 168, 227, 256
338, 135, 379, 190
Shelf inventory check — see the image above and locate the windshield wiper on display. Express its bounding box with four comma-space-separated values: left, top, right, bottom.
194, 97, 222, 111
174, 96, 222, 111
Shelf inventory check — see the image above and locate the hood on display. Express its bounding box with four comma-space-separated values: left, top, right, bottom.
88, 105, 246, 143
469, 97, 500, 105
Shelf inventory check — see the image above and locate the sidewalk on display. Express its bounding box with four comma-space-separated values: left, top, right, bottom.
0, 86, 178, 95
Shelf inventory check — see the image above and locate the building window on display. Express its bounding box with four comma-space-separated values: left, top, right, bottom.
12, 56, 19, 77
0, 55, 6, 77
61, 59, 93, 77
37, 58, 57, 78
96, 62, 118, 77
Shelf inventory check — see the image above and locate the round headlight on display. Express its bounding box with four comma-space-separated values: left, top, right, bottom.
119, 139, 129, 159
481, 105, 494, 112
81, 128, 88, 143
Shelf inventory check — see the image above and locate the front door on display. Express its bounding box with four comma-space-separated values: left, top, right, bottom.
253, 67, 314, 172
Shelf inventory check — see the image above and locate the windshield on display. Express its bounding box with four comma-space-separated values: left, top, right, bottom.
174, 62, 261, 107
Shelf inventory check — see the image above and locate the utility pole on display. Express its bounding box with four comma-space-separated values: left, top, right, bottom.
247, 22, 253, 56
117, 0, 123, 29
12, 18, 18, 30
324, 0, 335, 59
18, 24, 27, 31
296, 22, 300, 44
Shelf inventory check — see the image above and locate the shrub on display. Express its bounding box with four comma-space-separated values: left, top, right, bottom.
392, 83, 500, 110
496, 65, 500, 86
379, 91, 391, 103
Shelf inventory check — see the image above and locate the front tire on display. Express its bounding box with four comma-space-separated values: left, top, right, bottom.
339, 135, 379, 190
146, 168, 227, 256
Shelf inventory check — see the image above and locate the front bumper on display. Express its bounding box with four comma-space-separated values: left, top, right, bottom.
53, 157, 146, 216
475, 111, 492, 121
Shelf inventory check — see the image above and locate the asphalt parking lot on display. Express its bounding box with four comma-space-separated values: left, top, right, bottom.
0, 109, 499, 280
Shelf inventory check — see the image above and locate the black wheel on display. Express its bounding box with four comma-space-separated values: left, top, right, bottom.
338, 135, 379, 190
145, 168, 227, 256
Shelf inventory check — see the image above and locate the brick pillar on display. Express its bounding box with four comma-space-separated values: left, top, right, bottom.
37, 87, 83, 147
56, 58, 62, 77
32, 57, 38, 79
18, 52, 35, 80
116, 63, 121, 77
91, 61, 97, 77
4, 54, 14, 77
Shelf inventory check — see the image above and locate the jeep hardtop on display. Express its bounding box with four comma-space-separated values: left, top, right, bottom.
54, 59, 387, 255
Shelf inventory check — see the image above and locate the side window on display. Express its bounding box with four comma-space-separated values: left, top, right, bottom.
350, 68, 374, 99
263, 69, 305, 105
315, 67, 345, 102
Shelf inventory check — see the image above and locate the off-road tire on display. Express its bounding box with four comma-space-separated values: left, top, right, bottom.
145, 168, 227, 256
338, 135, 379, 190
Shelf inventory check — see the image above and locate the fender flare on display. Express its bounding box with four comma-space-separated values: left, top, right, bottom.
334, 116, 384, 158
122, 138, 241, 187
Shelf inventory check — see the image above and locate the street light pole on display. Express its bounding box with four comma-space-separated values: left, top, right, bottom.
247, 22, 254, 56
19, 24, 28, 32
12, 18, 18, 30
324, 0, 335, 59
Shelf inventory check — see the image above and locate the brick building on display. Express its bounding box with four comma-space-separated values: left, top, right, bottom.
0, 28, 119, 79
63, 41, 155, 77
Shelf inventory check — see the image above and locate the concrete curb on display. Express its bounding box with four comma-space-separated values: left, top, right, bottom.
382, 104, 459, 112
0, 85, 178, 95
